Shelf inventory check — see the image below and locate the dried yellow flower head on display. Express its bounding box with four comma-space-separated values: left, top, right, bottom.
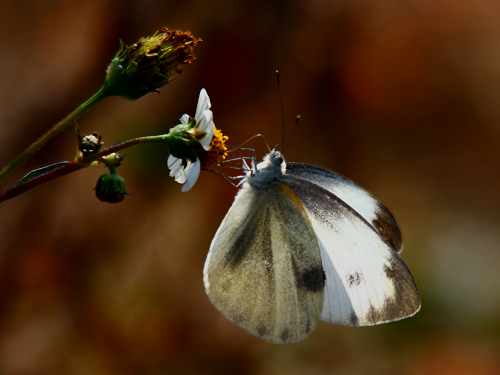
104, 28, 201, 100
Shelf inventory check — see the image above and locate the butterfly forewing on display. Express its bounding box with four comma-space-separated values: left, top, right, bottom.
283, 176, 420, 326
204, 183, 325, 343
286, 163, 403, 252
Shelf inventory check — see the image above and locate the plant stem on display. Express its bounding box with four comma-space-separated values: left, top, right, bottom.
0, 85, 111, 185
95, 135, 170, 156
0, 134, 171, 205
0, 161, 83, 203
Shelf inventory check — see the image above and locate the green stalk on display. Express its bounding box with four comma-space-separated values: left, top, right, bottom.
0, 85, 111, 184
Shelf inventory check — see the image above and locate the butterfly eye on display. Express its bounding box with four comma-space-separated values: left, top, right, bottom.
271, 151, 284, 166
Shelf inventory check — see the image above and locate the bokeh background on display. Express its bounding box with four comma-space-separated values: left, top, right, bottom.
1, 0, 500, 374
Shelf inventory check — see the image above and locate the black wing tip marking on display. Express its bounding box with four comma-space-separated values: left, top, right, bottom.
362, 258, 421, 324
300, 267, 326, 293
373, 207, 403, 253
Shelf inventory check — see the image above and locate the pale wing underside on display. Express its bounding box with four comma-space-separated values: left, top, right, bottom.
204, 184, 325, 343
286, 163, 403, 252
284, 176, 421, 326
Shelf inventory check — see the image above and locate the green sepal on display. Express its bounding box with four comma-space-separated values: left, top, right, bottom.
17, 162, 71, 186
103, 50, 151, 100
163, 122, 200, 162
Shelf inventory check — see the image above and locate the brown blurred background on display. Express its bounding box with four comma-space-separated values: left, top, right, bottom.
1, 0, 500, 374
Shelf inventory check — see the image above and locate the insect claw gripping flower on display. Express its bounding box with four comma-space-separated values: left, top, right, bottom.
168, 89, 228, 192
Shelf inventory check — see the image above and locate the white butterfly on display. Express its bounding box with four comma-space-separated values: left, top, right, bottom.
203, 151, 421, 344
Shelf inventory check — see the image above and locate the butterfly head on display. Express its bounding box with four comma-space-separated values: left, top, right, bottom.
242, 150, 287, 191
256, 150, 286, 173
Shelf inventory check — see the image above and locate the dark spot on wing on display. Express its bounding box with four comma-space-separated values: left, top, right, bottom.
301, 267, 326, 293
373, 208, 403, 252
232, 313, 245, 324
350, 310, 359, 325
257, 325, 266, 337
306, 317, 311, 333
347, 272, 363, 287
280, 329, 289, 343
384, 264, 395, 279
368, 305, 378, 323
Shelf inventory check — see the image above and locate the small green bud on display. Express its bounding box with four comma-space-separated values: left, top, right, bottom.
103, 28, 201, 100
94, 173, 128, 203
103, 153, 124, 167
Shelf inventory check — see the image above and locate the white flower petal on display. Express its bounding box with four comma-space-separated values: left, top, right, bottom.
198, 111, 215, 151
195, 89, 211, 122
168, 157, 182, 177
180, 114, 190, 125
199, 126, 215, 151
197, 109, 213, 132
175, 161, 189, 184
168, 155, 178, 168
173, 165, 184, 179
182, 159, 201, 192
168, 155, 189, 183
168, 160, 181, 176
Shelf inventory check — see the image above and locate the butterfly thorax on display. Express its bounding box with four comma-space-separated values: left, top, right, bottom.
245, 151, 287, 192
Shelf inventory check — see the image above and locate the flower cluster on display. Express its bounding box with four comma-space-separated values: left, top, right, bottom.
168, 89, 228, 192
168, 89, 215, 192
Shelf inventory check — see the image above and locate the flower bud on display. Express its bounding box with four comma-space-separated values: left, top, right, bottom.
103, 28, 201, 100
78, 132, 103, 157
103, 153, 125, 167
94, 173, 128, 203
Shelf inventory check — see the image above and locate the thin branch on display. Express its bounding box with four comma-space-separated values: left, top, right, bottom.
0, 161, 82, 204
0, 134, 170, 205
0, 86, 110, 185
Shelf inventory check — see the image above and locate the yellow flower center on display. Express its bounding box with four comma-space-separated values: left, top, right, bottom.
200, 128, 229, 169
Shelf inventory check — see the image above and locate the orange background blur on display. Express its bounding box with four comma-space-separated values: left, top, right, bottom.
1, 0, 500, 374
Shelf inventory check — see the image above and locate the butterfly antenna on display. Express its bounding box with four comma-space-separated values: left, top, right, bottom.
283, 115, 301, 152
227, 134, 271, 154
276, 70, 285, 151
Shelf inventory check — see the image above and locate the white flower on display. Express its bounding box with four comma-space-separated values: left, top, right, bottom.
168, 89, 215, 192
168, 155, 201, 192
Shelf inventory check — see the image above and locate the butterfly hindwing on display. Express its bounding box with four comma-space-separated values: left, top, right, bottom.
204, 183, 325, 343
286, 163, 403, 252
283, 176, 421, 326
